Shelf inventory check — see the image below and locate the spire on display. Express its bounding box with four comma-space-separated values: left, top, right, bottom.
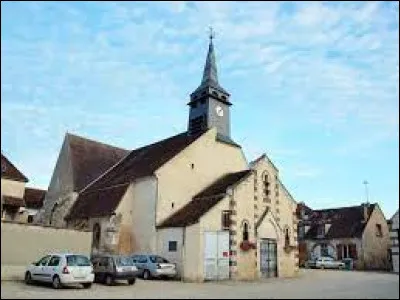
201, 27, 218, 85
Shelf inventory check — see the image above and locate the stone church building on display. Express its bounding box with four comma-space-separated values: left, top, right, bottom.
36, 36, 299, 281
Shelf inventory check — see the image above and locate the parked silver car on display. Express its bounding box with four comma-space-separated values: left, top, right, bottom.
131, 254, 177, 280
306, 256, 345, 269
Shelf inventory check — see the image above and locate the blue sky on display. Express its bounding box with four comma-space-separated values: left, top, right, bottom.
1, 1, 399, 218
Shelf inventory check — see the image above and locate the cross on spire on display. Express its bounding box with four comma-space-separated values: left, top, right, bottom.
209, 26, 215, 41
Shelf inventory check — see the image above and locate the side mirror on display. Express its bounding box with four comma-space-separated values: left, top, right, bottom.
32, 262, 38, 266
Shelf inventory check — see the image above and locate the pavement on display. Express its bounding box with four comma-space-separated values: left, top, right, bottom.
1, 269, 399, 299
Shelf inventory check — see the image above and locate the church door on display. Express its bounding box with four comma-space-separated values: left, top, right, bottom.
260, 238, 278, 278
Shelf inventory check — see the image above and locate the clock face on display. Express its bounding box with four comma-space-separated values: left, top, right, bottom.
215, 106, 224, 117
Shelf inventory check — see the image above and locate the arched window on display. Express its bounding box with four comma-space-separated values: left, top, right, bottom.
285, 227, 290, 246
243, 221, 249, 241
92, 223, 101, 250
262, 171, 271, 201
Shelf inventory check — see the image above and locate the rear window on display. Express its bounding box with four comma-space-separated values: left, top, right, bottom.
149, 256, 169, 263
66, 255, 91, 267
116, 256, 134, 266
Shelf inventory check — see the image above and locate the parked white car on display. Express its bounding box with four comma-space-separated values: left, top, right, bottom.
24, 253, 94, 289
314, 256, 345, 269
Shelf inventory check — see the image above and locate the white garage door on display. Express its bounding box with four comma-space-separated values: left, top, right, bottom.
204, 231, 230, 280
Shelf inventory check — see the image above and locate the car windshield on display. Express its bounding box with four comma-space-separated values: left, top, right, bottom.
66, 255, 91, 267
116, 256, 134, 266
149, 256, 169, 263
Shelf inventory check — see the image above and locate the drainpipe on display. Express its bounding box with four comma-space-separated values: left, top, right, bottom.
181, 227, 185, 282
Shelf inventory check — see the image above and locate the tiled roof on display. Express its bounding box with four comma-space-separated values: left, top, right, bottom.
2, 196, 24, 207
83, 131, 203, 192
302, 204, 376, 239
65, 184, 130, 220
24, 187, 46, 209
66, 131, 204, 220
1, 154, 28, 182
157, 170, 251, 228
66, 133, 129, 192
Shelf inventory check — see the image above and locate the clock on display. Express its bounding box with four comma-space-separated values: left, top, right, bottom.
215, 106, 224, 117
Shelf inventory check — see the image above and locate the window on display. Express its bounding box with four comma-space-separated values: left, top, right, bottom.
99, 257, 109, 267
168, 241, 177, 252
320, 243, 329, 256
262, 171, 271, 199
171, 202, 174, 209
116, 257, 134, 266
222, 211, 231, 230
27, 215, 34, 223
285, 228, 290, 246
37, 255, 51, 266
66, 255, 91, 266
93, 223, 101, 249
150, 256, 169, 263
138, 255, 148, 263
243, 221, 249, 241
376, 224, 383, 237
298, 226, 305, 239
48, 256, 61, 267
317, 225, 325, 238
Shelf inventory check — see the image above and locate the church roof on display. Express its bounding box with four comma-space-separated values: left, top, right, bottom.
66, 131, 204, 220
1, 153, 29, 182
65, 183, 130, 219
157, 170, 251, 228
66, 133, 129, 192
24, 187, 46, 209
82, 131, 203, 192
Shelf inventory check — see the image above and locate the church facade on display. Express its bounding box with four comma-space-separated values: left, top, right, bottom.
36, 36, 299, 281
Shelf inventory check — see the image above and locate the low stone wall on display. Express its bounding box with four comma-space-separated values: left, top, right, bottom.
1, 221, 92, 280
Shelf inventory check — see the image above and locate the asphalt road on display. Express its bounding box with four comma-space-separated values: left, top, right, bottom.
1, 269, 399, 299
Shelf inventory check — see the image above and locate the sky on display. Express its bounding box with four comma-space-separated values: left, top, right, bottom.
1, 1, 399, 218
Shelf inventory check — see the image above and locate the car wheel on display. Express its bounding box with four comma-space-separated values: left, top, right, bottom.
143, 270, 151, 280
52, 275, 62, 289
128, 278, 136, 285
24, 272, 32, 285
105, 274, 114, 286
82, 283, 92, 289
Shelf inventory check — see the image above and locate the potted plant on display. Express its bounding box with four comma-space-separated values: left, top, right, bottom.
240, 240, 256, 251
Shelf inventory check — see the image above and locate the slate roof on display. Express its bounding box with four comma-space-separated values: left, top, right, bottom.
67, 133, 129, 192
157, 170, 251, 228
302, 204, 376, 239
24, 187, 46, 209
66, 131, 203, 220
1, 154, 28, 182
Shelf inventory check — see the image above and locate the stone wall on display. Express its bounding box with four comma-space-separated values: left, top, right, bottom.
1, 221, 91, 280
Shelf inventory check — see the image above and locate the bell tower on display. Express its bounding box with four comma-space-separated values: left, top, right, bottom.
188, 29, 232, 139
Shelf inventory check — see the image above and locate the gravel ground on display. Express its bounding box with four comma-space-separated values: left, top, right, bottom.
1, 269, 399, 299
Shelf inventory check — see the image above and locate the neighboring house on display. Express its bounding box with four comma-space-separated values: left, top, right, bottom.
23, 187, 46, 223
1, 153, 29, 222
389, 210, 399, 273
37, 36, 299, 282
297, 202, 390, 270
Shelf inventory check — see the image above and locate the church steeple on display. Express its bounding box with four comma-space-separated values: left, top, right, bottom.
201, 31, 218, 85
188, 29, 232, 138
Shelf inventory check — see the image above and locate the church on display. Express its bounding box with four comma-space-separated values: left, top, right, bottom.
36, 34, 299, 282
